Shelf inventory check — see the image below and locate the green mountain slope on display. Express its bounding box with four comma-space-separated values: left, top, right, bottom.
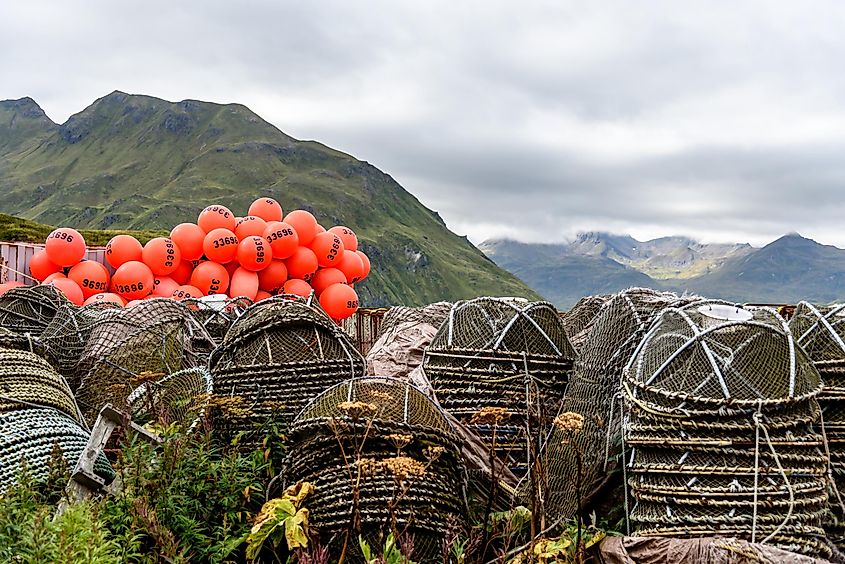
0, 92, 539, 306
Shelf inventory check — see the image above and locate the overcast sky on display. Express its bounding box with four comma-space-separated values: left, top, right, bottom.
3, 1, 845, 247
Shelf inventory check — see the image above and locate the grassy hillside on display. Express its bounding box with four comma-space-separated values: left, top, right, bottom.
0, 92, 539, 306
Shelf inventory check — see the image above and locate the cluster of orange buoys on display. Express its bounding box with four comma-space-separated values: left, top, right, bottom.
13, 198, 369, 320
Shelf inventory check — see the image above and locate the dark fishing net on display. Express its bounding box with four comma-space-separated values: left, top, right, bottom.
623, 301, 829, 559
39, 302, 122, 387
0, 407, 113, 493
790, 301, 845, 549
424, 298, 575, 483
210, 296, 365, 450
0, 285, 69, 338
542, 288, 698, 526
75, 299, 214, 424
284, 377, 467, 564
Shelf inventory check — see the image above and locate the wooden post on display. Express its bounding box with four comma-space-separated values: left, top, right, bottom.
56, 404, 161, 516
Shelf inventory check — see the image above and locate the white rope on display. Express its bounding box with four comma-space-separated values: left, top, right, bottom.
751, 401, 762, 544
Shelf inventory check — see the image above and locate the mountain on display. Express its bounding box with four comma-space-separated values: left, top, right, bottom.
0, 91, 539, 306
478, 239, 655, 307
674, 233, 845, 304
482, 233, 845, 308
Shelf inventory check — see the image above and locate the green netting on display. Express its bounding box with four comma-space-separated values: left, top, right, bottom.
285, 377, 467, 564
128, 367, 213, 433
0, 285, 69, 338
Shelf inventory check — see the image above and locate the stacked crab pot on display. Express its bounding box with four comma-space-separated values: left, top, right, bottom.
624, 301, 829, 559
789, 301, 845, 548
284, 377, 467, 564
209, 296, 364, 450
423, 298, 575, 478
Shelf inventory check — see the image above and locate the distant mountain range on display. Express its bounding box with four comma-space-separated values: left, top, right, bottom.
480, 232, 845, 308
0, 91, 538, 306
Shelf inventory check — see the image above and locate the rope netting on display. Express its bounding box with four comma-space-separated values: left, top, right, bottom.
542, 288, 697, 525
562, 294, 611, 352
128, 367, 213, 434
623, 300, 829, 559
285, 377, 466, 563
183, 296, 253, 352
0, 285, 69, 338
423, 297, 575, 502
790, 301, 845, 549
39, 301, 122, 386
209, 296, 365, 449
74, 299, 214, 424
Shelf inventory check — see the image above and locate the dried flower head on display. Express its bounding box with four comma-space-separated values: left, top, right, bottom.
327, 417, 350, 435
367, 390, 393, 402
387, 433, 413, 451
338, 401, 377, 420
208, 395, 251, 418
471, 406, 511, 425
380, 456, 426, 482
356, 458, 378, 477
424, 445, 445, 462
554, 411, 584, 433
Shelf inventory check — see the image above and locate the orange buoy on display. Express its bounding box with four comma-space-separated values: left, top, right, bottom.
45, 228, 86, 267
190, 261, 230, 296
68, 260, 111, 299
170, 223, 206, 261
285, 246, 318, 281
337, 250, 365, 283
29, 250, 62, 282
234, 216, 268, 240
257, 260, 288, 293
311, 267, 347, 295
356, 250, 371, 281
170, 260, 194, 285
172, 285, 204, 300
111, 261, 155, 301
105, 234, 143, 269
83, 292, 125, 306
0, 281, 24, 297
142, 237, 181, 276
229, 267, 259, 300
283, 278, 313, 298
237, 235, 273, 271
47, 277, 84, 306
202, 228, 239, 264
284, 210, 319, 246
310, 231, 345, 268
319, 283, 359, 321
198, 204, 236, 232
329, 226, 358, 252
263, 221, 299, 259
248, 197, 284, 222
153, 276, 180, 298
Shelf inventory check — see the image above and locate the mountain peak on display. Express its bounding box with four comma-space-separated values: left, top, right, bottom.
0, 97, 54, 123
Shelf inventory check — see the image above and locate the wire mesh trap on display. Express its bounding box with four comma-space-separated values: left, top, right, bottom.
790, 301, 845, 549
0, 348, 82, 424
284, 377, 467, 564
74, 299, 214, 425
423, 298, 576, 481
623, 301, 829, 559
128, 367, 213, 434
542, 288, 698, 525
0, 285, 69, 338
183, 296, 253, 352
0, 407, 114, 493
39, 301, 122, 386
562, 294, 612, 352
209, 296, 365, 449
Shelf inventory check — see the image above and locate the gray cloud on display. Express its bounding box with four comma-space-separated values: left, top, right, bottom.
3, 0, 845, 247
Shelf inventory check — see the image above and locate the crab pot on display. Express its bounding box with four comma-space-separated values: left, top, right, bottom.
284, 377, 467, 564
128, 366, 213, 434
0, 285, 69, 338
624, 301, 829, 559
209, 296, 364, 451
790, 301, 845, 548
423, 298, 575, 479
542, 288, 697, 525
74, 299, 213, 424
